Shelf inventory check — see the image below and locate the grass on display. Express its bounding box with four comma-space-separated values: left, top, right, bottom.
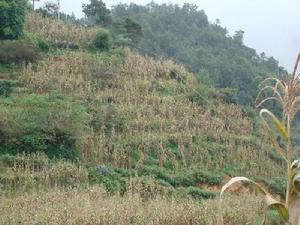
0, 187, 267, 225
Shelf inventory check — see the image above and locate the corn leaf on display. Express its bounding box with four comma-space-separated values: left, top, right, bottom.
219, 177, 289, 225
262, 195, 289, 223
259, 109, 288, 142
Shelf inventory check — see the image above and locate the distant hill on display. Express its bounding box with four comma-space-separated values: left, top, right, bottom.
112, 2, 287, 105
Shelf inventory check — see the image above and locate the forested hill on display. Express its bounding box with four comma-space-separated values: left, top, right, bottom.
111, 2, 286, 105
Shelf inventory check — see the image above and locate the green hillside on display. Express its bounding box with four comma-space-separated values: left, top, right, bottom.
0, 2, 289, 224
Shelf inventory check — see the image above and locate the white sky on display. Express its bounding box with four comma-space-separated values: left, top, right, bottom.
34, 0, 300, 71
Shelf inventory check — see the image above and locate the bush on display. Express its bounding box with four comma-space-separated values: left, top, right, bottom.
0, 0, 27, 40
37, 38, 50, 52
0, 80, 12, 97
8, 128, 78, 159
188, 84, 212, 106
0, 40, 41, 64
0, 93, 90, 159
212, 88, 237, 104
173, 170, 196, 187
187, 186, 216, 199
91, 29, 112, 51
23, 33, 50, 52
88, 166, 126, 194
192, 169, 222, 185
140, 165, 175, 186
264, 177, 286, 198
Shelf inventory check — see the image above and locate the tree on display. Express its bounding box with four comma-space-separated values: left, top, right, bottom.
111, 2, 286, 106
233, 30, 244, 45
124, 18, 142, 47
27, 0, 40, 10
82, 0, 112, 27
91, 29, 112, 51
36, 1, 59, 18
0, 0, 27, 40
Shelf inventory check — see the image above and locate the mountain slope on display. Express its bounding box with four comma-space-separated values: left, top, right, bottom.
112, 2, 286, 105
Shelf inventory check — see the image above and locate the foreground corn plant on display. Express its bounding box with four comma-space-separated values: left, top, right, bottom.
218, 53, 300, 225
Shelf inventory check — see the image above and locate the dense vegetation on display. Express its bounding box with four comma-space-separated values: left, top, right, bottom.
0, 0, 27, 40
111, 3, 286, 105
0, 1, 290, 224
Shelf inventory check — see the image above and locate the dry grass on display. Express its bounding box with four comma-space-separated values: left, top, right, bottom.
0, 153, 88, 193
24, 13, 97, 47
0, 186, 263, 225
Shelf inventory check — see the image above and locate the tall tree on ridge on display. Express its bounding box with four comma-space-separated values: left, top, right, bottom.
82, 0, 112, 27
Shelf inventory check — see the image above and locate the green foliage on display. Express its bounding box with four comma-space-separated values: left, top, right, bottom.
36, 38, 50, 52
0, 40, 41, 64
221, 164, 240, 177
187, 186, 216, 199
140, 165, 175, 186
0, 92, 90, 159
173, 170, 196, 187
212, 88, 237, 104
112, 2, 286, 106
0, 0, 27, 40
23, 33, 50, 52
193, 169, 223, 185
91, 104, 127, 134
188, 84, 212, 106
88, 165, 127, 194
0, 80, 12, 97
124, 18, 143, 47
83, 0, 112, 27
91, 29, 112, 51
264, 177, 286, 198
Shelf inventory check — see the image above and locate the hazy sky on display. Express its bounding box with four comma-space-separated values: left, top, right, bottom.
34, 0, 300, 71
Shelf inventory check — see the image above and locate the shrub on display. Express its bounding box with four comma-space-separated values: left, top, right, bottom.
0, 40, 41, 64
0, 93, 90, 159
212, 87, 237, 104
264, 177, 286, 198
192, 169, 222, 185
0, 0, 27, 40
23, 32, 50, 52
36, 38, 50, 52
9, 128, 78, 159
173, 170, 196, 187
91, 29, 112, 51
0, 80, 12, 97
88, 166, 126, 194
140, 165, 175, 186
188, 84, 212, 106
187, 186, 216, 199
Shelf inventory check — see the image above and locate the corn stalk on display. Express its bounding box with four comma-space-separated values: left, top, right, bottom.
218, 53, 300, 225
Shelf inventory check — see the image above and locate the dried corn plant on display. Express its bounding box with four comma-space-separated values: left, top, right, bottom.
0, 153, 88, 193
19, 49, 284, 178
24, 12, 97, 47
219, 53, 300, 225
0, 186, 263, 225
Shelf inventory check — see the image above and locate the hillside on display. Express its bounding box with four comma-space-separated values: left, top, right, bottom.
0, 10, 286, 225
112, 2, 286, 105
